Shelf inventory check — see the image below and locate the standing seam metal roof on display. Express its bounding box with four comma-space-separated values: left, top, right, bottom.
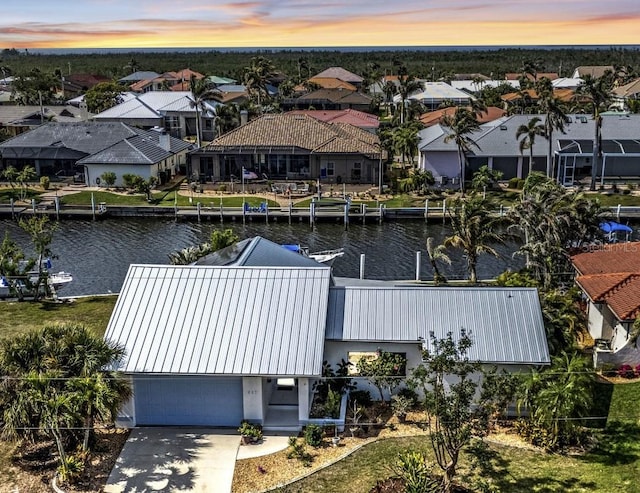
105, 265, 332, 376
325, 286, 549, 365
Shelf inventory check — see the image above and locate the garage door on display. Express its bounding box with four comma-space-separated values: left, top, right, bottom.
134, 376, 244, 426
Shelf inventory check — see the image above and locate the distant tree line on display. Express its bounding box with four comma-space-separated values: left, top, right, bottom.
2, 46, 640, 84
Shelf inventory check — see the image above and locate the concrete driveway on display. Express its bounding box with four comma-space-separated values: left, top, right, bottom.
104, 428, 240, 493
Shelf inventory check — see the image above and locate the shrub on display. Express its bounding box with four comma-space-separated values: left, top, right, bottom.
100, 171, 117, 188
217, 184, 227, 192
304, 424, 323, 447
40, 176, 50, 190
396, 387, 418, 404
508, 177, 520, 189
623, 189, 631, 195
237, 421, 263, 440
517, 178, 526, 189
57, 455, 85, 484
286, 437, 313, 466
391, 394, 413, 421
349, 389, 372, 408
392, 451, 437, 493
121, 173, 138, 189
324, 388, 342, 419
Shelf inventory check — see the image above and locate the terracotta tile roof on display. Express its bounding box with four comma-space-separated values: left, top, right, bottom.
501, 88, 574, 103
613, 78, 640, 98
297, 88, 372, 104
504, 73, 559, 81
572, 242, 640, 321
306, 77, 357, 90
202, 113, 379, 155
571, 242, 640, 275
288, 109, 379, 128
573, 66, 614, 79
419, 106, 505, 127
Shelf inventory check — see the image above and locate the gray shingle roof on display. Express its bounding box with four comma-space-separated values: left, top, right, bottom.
325, 286, 549, 365
105, 265, 332, 376
77, 134, 171, 165
119, 71, 161, 82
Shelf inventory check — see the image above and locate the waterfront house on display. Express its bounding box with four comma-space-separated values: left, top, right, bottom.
571, 243, 640, 368
281, 88, 373, 112
288, 108, 379, 133
0, 104, 90, 137
92, 91, 220, 141
190, 113, 381, 184
105, 237, 549, 429
0, 121, 192, 185
418, 113, 640, 183
396, 82, 474, 111
310, 67, 364, 89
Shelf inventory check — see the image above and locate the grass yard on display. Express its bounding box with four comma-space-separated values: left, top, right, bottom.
274, 382, 640, 493
0, 295, 118, 340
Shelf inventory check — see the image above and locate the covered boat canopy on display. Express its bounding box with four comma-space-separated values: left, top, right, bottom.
600, 221, 633, 234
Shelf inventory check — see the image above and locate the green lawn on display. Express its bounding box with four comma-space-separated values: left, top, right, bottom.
58, 190, 278, 208
0, 295, 117, 340
276, 382, 640, 493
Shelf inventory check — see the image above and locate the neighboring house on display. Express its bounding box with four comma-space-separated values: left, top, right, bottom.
104, 236, 549, 429
191, 113, 381, 183
282, 88, 373, 112
206, 75, 237, 87
551, 77, 584, 90
62, 74, 112, 99
572, 66, 614, 79
288, 109, 379, 132
419, 113, 640, 183
0, 104, 90, 137
571, 243, 640, 368
504, 73, 559, 81
295, 77, 358, 92
118, 71, 161, 84
397, 82, 474, 111
0, 122, 191, 184
612, 78, 640, 110
419, 106, 506, 128
451, 80, 519, 93
210, 84, 250, 105
92, 91, 220, 141
500, 88, 575, 111
311, 67, 364, 89
128, 69, 204, 93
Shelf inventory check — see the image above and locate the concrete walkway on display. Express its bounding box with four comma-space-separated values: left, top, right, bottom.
104, 428, 241, 493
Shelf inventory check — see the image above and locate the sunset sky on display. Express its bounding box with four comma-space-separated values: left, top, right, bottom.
2, 0, 639, 49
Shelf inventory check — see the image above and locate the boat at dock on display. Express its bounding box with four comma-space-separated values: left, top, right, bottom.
281, 244, 345, 265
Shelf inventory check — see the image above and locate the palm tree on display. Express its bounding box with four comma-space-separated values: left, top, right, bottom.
442, 108, 481, 194
392, 124, 420, 167
188, 76, 220, 147
576, 74, 613, 190
18, 215, 57, 300
396, 74, 422, 124
243, 56, 275, 109
536, 78, 568, 179
516, 116, 546, 176
426, 237, 451, 284
444, 195, 504, 284
382, 80, 397, 117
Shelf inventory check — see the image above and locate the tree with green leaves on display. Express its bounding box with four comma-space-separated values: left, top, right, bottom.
470, 165, 503, 195
356, 350, 406, 402
516, 116, 546, 176
426, 237, 451, 285
442, 108, 481, 194
396, 74, 422, 124
100, 171, 117, 188
0, 231, 31, 278
84, 81, 124, 113
210, 228, 239, 251
409, 332, 516, 493
517, 351, 593, 450
168, 228, 239, 265
536, 78, 568, 178
575, 73, 614, 190
18, 215, 58, 300
0, 325, 131, 478
392, 124, 421, 167
188, 76, 221, 147
243, 56, 276, 109
11, 68, 60, 106
444, 195, 504, 284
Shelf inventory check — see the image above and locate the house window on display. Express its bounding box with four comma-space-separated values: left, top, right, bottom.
327, 162, 335, 177
351, 162, 362, 180
347, 351, 407, 376
165, 116, 180, 129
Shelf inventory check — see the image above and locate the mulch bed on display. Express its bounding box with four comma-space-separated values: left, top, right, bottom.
5, 428, 129, 493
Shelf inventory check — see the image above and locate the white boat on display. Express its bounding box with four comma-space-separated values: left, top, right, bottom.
308, 248, 345, 264
28, 271, 74, 291
281, 244, 344, 265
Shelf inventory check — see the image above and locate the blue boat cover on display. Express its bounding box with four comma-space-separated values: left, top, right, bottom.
281, 244, 301, 253
600, 221, 633, 233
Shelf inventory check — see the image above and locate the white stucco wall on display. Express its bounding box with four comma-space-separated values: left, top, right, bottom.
242, 376, 264, 423
298, 378, 310, 421
84, 164, 156, 187
587, 302, 606, 340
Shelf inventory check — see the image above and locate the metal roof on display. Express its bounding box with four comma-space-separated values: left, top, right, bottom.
105, 265, 332, 376
325, 286, 550, 365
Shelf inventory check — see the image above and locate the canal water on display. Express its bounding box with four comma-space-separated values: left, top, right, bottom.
0, 218, 524, 297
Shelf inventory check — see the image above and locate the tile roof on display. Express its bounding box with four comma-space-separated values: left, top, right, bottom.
419, 106, 505, 127
202, 113, 380, 155
77, 134, 171, 165
501, 88, 574, 103
571, 242, 640, 275
118, 71, 161, 82
573, 66, 614, 79
305, 77, 357, 90
288, 109, 379, 128
312, 67, 364, 83
613, 78, 640, 98
297, 88, 372, 104
577, 273, 640, 321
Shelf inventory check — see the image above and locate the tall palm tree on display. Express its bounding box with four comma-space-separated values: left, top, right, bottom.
536, 78, 568, 179
576, 74, 613, 190
243, 56, 275, 109
516, 116, 546, 176
188, 76, 220, 147
442, 108, 481, 194
382, 80, 397, 117
426, 237, 451, 285
392, 123, 421, 167
396, 74, 422, 124
444, 195, 504, 284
